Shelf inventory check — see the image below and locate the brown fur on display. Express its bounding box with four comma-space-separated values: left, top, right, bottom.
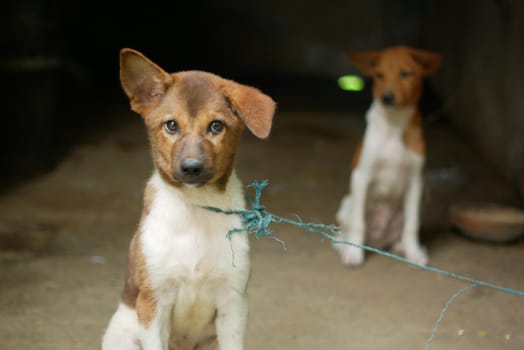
350, 142, 363, 172
402, 111, 426, 155
121, 184, 156, 308
119, 49, 275, 191
121, 234, 139, 308
122, 236, 157, 328
136, 289, 157, 327
348, 46, 441, 155
143, 81, 244, 190
120, 50, 174, 116
121, 184, 158, 327
348, 46, 441, 109
221, 81, 275, 139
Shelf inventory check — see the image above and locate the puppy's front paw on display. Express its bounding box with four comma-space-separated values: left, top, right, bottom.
393, 241, 428, 265
404, 245, 428, 265
334, 244, 365, 266
102, 337, 141, 350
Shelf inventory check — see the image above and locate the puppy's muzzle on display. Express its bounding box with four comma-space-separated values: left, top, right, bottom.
382, 91, 395, 106
174, 158, 213, 187
181, 158, 204, 177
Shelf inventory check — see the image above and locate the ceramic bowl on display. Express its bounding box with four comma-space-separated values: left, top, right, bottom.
450, 202, 524, 243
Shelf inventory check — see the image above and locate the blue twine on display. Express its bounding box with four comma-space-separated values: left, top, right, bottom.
205, 179, 524, 348
424, 284, 477, 350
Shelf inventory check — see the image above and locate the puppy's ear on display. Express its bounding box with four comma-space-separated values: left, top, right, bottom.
222, 81, 276, 139
119, 48, 173, 115
347, 51, 381, 77
409, 49, 442, 76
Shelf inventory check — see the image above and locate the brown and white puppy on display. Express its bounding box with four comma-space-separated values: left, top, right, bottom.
102, 49, 275, 350
334, 46, 441, 266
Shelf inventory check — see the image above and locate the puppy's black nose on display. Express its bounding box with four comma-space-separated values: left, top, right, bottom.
382, 92, 395, 106
181, 159, 203, 177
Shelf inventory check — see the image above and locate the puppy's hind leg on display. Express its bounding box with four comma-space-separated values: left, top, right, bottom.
102, 303, 142, 350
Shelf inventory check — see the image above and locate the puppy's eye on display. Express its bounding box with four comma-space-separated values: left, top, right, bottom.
208, 120, 225, 135
375, 72, 384, 80
163, 120, 179, 134
400, 70, 412, 79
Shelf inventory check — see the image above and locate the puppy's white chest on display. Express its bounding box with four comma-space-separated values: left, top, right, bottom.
374, 134, 410, 174
141, 189, 246, 289
138, 173, 250, 339
363, 103, 421, 199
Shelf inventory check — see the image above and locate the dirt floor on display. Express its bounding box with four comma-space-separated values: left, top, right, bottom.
1, 107, 523, 349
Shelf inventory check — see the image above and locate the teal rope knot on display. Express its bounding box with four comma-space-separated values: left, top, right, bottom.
241, 180, 274, 239
206, 179, 341, 249
205, 180, 287, 248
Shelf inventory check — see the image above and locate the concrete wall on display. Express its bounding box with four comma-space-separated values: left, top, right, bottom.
421, 1, 524, 195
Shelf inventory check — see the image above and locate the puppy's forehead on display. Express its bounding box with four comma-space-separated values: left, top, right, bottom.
173, 72, 225, 116
378, 48, 415, 66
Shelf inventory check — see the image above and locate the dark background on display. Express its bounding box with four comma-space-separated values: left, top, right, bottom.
1, 0, 523, 196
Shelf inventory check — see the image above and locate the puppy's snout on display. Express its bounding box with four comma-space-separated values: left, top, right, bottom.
382, 92, 395, 106
181, 158, 204, 177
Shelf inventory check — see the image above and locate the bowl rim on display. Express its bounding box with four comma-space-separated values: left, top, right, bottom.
450, 202, 524, 226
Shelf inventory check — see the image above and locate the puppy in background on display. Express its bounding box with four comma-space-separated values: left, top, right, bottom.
102, 49, 275, 349
334, 46, 442, 266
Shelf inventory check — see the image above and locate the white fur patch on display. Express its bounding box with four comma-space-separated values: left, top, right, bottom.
102, 303, 141, 350
141, 171, 249, 347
